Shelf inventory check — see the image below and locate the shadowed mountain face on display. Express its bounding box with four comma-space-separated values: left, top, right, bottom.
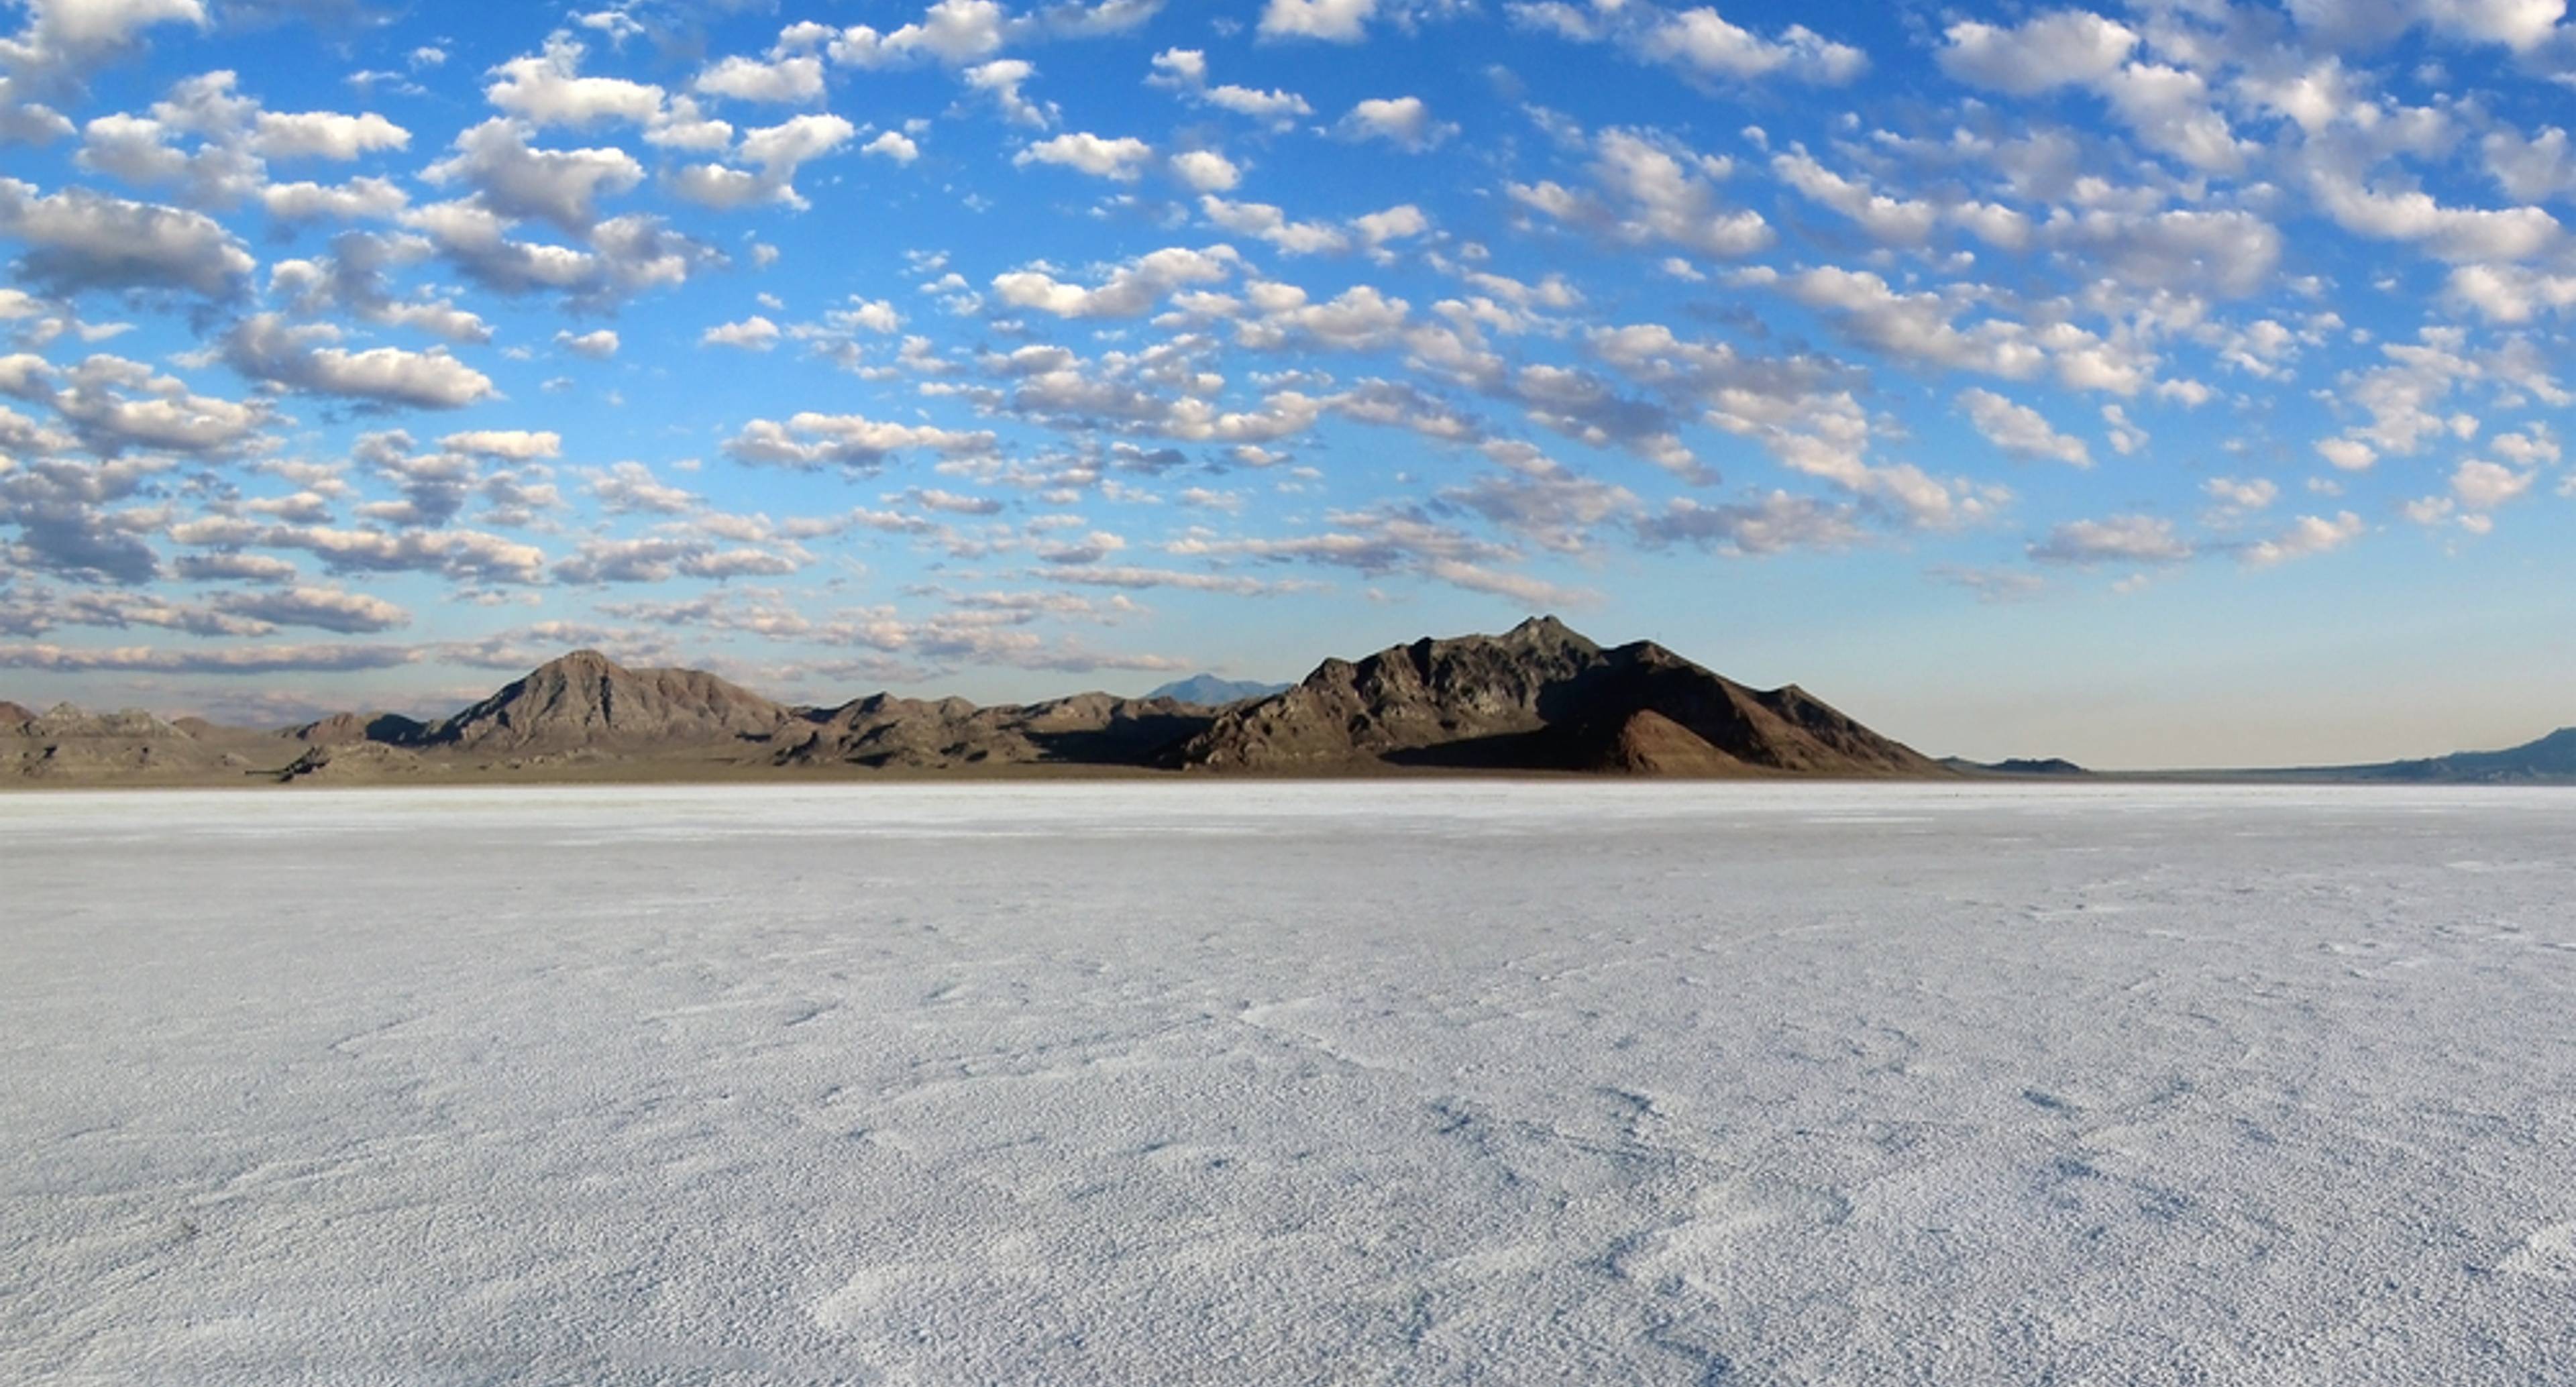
418, 651, 793, 753
1173, 616, 1947, 778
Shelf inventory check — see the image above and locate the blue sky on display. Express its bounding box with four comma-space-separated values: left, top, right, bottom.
1, 0, 2573, 767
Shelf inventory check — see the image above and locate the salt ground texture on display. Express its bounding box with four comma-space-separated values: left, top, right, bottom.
6, 784, 2575, 1386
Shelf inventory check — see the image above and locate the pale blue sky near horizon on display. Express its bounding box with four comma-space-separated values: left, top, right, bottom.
1, 0, 2572, 769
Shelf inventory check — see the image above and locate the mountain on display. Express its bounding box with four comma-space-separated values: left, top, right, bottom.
2337, 727, 2576, 784
1171, 616, 1947, 778
1942, 757, 2090, 777
1146, 674, 1292, 706
417, 650, 793, 754
0, 700, 33, 728
775, 691, 1208, 771
1, 701, 276, 783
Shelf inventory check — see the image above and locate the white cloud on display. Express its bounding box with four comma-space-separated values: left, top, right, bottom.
1960, 388, 2092, 467
702, 315, 783, 350
1637, 7, 1868, 85
2243, 511, 2364, 565
1338, 97, 1454, 151
221, 315, 496, 409
992, 244, 1240, 318
1169, 149, 1240, 192
1014, 131, 1155, 180
2029, 514, 2192, 565
863, 129, 920, 163
724, 412, 998, 470
1259, 0, 1377, 42
485, 36, 666, 127
1938, 11, 2137, 95
695, 54, 828, 105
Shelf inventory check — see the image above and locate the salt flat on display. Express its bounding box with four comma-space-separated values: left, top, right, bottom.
5, 784, 2575, 1386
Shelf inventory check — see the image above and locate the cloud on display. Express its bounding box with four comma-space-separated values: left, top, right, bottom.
425, 119, 643, 234
555, 328, 619, 358
1960, 388, 2092, 467
1633, 7, 1867, 85
1938, 11, 2136, 95
2029, 514, 2193, 565
0, 641, 416, 675
724, 412, 999, 471
991, 244, 1240, 318
217, 584, 410, 632
2243, 511, 2365, 565
694, 54, 826, 105
702, 315, 783, 350
1168, 149, 1240, 192
1635, 491, 1866, 555
484, 36, 665, 127
0, 178, 252, 297
221, 314, 497, 409
1509, 127, 1770, 260
1014, 131, 1154, 180
1338, 97, 1454, 151
1259, 0, 1378, 42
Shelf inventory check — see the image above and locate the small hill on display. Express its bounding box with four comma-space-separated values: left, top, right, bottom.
1172, 616, 1945, 777
421, 650, 792, 753
1147, 674, 1292, 706
0, 700, 34, 728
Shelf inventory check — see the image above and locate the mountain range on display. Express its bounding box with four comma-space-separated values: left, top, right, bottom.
7, 616, 2569, 787
1, 617, 1948, 785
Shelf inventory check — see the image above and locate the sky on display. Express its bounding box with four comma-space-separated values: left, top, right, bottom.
0, 0, 2573, 769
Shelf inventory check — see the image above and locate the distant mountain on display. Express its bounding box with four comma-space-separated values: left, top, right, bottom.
1146, 674, 1291, 706
2338, 728, 2576, 784
0, 700, 32, 728
417, 650, 793, 753
1941, 757, 2090, 777
1171, 616, 1947, 778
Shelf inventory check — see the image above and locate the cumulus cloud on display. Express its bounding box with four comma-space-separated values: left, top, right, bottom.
1960, 388, 2092, 467
1014, 131, 1154, 180
992, 244, 1240, 318
1338, 97, 1454, 151
2029, 514, 2193, 565
724, 412, 998, 471
0, 178, 252, 297
221, 314, 497, 409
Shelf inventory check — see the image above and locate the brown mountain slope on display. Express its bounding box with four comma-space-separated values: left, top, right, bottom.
421, 650, 792, 753
776, 691, 1210, 770
0, 700, 35, 728
1, 702, 275, 783
1174, 616, 1946, 777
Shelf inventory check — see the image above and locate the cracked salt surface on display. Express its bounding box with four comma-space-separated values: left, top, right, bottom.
5, 783, 2575, 1384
